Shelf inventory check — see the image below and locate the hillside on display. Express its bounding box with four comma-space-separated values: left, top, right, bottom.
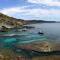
25, 20, 56, 24
0, 13, 56, 28
0, 13, 26, 28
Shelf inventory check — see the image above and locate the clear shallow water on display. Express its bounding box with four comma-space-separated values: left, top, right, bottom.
0, 23, 60, 53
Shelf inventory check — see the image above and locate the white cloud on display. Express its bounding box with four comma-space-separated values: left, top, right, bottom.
0, 7, 22, 15
28, 0, 60, 6
0, 6, 29, 15
0, 6, 60, 18
24, 9, 60, 18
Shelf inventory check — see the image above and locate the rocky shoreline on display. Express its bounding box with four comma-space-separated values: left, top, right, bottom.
0, 48, 60, 60
0, 13, 60, 60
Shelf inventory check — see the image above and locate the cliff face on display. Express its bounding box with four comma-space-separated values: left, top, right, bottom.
0, 13, 26, 28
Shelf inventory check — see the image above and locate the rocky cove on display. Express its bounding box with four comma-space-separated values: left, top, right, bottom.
0, 26, 60, 60
0, 13, 60, 60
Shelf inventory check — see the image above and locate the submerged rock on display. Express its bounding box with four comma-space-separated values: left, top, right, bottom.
38, 32, 44, 35
15, 41, 56, 52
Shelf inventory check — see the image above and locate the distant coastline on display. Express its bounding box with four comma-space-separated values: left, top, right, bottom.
25, 20, 56, 24
0, 13, 59, 28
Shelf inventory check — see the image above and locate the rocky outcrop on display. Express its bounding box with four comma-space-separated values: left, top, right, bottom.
0, 13, 26, 29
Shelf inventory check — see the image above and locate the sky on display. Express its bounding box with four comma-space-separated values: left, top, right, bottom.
0, 0, 60, 21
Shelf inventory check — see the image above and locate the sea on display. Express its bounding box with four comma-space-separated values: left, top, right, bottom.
0, 23, 60, 55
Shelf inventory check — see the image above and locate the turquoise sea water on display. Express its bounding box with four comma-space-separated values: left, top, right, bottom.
0, 23, 60, 54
